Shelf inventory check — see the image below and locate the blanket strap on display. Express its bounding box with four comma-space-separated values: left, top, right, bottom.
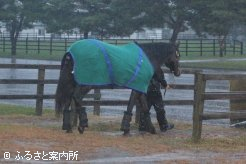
125, 46, 143, 87
89, 39, 114, 83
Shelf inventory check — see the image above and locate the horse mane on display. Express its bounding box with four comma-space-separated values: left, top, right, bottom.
135, 42, 174, 63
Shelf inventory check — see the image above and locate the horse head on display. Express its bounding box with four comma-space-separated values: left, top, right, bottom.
55, 52, 75, 117
164, 42, 181, 77
135, 41, 181, 77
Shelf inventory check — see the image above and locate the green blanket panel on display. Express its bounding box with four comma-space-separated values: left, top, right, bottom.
67, 39, 154, 93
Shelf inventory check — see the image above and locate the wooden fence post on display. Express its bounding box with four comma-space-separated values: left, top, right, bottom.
213, 39, 216, 56
26, 37, 28, 54
192, 72, 206, 142
37, 38, 40, 54
3, 37, 5, 52
185, 40, 188, 56
229, 80, 246, 124
200, 39, 203, 56
36, 65, 45, 116
93, 89, 101, 115
49, 37, 53, 55
224, 40, 227, 55
241, 42, 243, 55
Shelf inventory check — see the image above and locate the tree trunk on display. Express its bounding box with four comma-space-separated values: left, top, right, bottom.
218, 35, 226, 57
170, 28, 179, 45
10, 37, 17, 56
9, 16, 23, 56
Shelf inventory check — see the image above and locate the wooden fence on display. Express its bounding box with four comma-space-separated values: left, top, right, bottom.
0, 64, 194, 116
1, 64, 246, 142
192, 72, 246, 142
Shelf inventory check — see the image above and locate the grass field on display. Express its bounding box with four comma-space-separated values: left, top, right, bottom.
181, 59, 246, 70
0, 104, 53, 116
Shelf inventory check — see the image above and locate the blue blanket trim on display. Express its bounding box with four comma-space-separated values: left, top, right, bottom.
89, 39, 114, 83
125, 46, 143, 87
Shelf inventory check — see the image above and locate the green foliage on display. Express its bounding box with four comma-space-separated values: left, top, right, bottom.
190, 0, 246, 37
41, 0, 77, 33
0, 0, 46, 55
1, 0, 246, 56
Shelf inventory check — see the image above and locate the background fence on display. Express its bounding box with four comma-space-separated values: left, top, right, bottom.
0, 37, 244, 57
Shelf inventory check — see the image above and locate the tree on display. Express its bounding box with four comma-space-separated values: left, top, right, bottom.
41, 0, 76, 35
41, 0, 195, 42
190, 0, 246, 56
108, 0, 149, 37
0, 0, 45, 56
109, 0, 194, 43
73, 0, 112, 38
163, 0, 193, 44
41, 0, 112, 39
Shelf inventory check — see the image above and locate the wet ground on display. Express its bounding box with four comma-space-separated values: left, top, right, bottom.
0, 58, 246, 163
0, 114, 245, 163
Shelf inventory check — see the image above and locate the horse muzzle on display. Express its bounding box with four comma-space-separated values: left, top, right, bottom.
173, 69, 181, 77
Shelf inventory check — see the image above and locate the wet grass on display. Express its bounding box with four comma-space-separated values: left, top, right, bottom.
0, 104, 53, 116
181, 60, 246, 70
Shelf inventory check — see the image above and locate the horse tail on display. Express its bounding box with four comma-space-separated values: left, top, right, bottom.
55, 52, 76, 117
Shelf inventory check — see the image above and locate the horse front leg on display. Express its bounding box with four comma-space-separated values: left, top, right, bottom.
121, 90, 137, 135
139, 94, 156, 134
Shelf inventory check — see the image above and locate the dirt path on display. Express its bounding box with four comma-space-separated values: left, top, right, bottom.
0, 115, 245, 163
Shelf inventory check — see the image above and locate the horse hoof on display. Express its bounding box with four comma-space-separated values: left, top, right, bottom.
150, 130, 156, 134
146, 127, 156, 134
78, 126, 84, 134
150, 129, 156, 134
122, 130, 130, 136
139, 131, 146, 135
66, 129, 73, 133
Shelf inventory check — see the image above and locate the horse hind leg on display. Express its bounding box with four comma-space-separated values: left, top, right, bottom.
139, 94, 156, 134
62, 100, 73, 133
73, 86, 91, 134
120, 90, 136, 135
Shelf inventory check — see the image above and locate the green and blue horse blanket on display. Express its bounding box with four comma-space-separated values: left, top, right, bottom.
67, 39, 154, 93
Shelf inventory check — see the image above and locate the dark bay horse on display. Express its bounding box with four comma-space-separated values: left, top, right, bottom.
55, 39, 180, 134
121, 42, 181, 134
